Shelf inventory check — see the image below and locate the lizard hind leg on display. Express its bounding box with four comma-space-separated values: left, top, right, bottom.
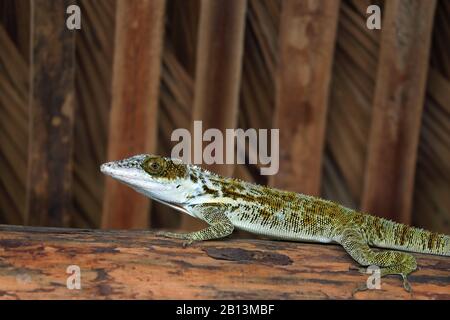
339, 228, 417, 292
376, 251, 417, 292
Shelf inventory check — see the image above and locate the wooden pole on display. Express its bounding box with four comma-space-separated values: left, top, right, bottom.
269, 0, 340, 196
102, 0, 166, 229
361, 0, 437, 224
182, 0, 247, 229
26, 0, 76, 226
0, 24, 29, 224
191, 0, 247, 177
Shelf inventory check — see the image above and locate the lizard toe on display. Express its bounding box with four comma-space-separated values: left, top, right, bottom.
349, 265, 367, 274
402, 275, 412, 293
182, 239, 194, 248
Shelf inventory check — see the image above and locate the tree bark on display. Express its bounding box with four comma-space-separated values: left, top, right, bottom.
0, 224, 448, 299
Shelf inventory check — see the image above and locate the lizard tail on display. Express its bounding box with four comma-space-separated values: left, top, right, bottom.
366, 216, 450, 256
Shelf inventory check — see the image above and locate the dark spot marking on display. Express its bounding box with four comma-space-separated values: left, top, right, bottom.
28, 287, 55, 293
97, 283, 113, 296
190, 173, 198, 183
399, 224, 409, 246
95, 268, 111, 281
407, 274, 450, 285
302, 278, 345, 286
203, 247, 293, 266
202, 185, 219, 197
221, 186, 255, 202
50, 281, 66, 287
214, 290, 268, 300
0, 290, 19, 299
432, 260, 450, 270
171, 259, 222, 271
0, 239, 32, 248
168, 270, 183, 276
427, 232, 438, 251
92, 246, 119, 254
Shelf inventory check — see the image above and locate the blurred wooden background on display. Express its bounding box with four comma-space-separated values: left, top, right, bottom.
0, 0, 448, 235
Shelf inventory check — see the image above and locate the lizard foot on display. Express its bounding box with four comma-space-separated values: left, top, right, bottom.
155, 231, 188, 240
182, 239, 194, 248
155, 231, 195, 248
349, 265, 367, 274
402, 274, 412, 293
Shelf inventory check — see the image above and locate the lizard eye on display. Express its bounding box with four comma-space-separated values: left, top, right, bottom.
150, 162, 160, 171
142, 157, 164, 175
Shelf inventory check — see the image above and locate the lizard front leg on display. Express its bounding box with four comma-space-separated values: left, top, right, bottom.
339, 228, 417, 293
156, 204, 234, 247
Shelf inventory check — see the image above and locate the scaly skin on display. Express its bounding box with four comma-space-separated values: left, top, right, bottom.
101, 154, 450, 292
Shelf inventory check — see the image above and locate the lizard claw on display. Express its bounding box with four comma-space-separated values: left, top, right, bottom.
349, 265, 367, 274
156, 231, 194, 248
402, 275, 412, 293
182, 239, 194, 248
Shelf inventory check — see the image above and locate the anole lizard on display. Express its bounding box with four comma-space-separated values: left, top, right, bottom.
101, 154, 450, 292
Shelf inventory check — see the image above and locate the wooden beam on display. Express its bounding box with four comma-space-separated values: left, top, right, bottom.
26, 0, 76, 226
73, 0, 116, 228
191, 0, 247, 176
269, 0, 340, 196
0, 224, 449, 299
181, 0, 247, 230
0, 24, 29, 224
361, 0, 437, 224
102, 0, 166, 229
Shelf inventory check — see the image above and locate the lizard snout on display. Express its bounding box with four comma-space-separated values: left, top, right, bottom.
100, 162, 114, 174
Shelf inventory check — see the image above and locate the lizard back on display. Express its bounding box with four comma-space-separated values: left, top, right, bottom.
185, 170, 450, 256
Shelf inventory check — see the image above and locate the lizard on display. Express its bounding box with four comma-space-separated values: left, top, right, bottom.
100, 154, 450, 292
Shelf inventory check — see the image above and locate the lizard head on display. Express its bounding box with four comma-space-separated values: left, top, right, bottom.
100, 154, 196, 205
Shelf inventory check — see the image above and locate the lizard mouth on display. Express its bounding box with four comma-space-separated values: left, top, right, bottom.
100, 163, 141, 178
100, 164, 173, 191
